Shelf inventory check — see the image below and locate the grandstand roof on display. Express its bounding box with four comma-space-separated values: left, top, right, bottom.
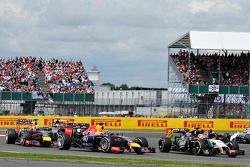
169, 31, 250, 51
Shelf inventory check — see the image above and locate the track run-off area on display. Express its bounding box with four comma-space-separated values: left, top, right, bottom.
0, 130, 250, 166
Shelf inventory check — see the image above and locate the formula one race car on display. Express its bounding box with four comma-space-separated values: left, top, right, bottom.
158, 128, 244, 157
6, 119, 53, 147
58, 123, 155, 154
227, 128, 250, 144
99, 134, 155, 154
45, 119, 90, 141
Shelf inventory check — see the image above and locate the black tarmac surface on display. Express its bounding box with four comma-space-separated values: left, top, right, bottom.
0, 159, 126, 167
0, 130, 250, 166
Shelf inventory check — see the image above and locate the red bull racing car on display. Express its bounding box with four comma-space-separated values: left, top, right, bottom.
58, 123, 155, 154
6, 119, 53, 147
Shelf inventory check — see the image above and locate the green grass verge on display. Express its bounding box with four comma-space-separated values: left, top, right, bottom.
0, 151, 247, 167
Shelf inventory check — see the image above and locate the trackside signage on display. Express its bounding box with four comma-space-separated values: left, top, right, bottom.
137, 120, 168, 128
230, 121, 250, 129
0, 116, 250, 131
91, 119, 122, 127
184, 120, 214, 129
0, 118, 17, 126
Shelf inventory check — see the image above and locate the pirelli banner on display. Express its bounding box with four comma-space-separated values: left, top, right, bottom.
0, 116, 250, 131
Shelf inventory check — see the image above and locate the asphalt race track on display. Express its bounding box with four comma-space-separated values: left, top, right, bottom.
0, 159, 126, 167
0, 130, 250, 166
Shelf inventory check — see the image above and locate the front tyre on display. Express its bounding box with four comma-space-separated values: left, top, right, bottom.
133, 137, 148, 147
43, 141, 52, 147
134, 147, 144, 154
6, 129, 16, 144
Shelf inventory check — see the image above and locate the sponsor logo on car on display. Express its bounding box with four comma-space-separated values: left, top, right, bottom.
184, 121, 214, 128
137, 120, 168, 127
91, 119, 121, 127
230, 121, 250, 129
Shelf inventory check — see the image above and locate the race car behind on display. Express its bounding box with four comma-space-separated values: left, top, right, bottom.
6, 119, 52, 147
159, 128, 244, 157
228, 128, 250, 144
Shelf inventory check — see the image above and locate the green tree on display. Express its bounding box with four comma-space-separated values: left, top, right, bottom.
101, 82, 115, 90
118, 84, 129, 90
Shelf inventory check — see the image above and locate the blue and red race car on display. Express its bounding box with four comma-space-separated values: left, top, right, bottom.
57, 123, 155, 154
6, 119, 52, 147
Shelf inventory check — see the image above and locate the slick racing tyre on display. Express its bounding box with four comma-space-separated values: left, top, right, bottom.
133, 137, 149, 147
193, 140, 206, 156
57, 134, 72, 150
226, 139, 239, 157
134, 147, 144, 154
227, 139, 239, 150
100, 137, 111, 153
159, 137, 171, 152
43, 141, 51, 147
245, 134, 250, 144
6, 129, 16, 144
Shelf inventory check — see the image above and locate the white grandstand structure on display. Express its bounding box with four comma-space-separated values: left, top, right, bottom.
167, 31, 250, 118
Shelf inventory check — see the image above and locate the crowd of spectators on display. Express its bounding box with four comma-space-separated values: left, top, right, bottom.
43, 59, 93, 93
0, 56, 94, 94
170, 50, 249, 86
171, 50, 208, 85
0, 57, 41, 92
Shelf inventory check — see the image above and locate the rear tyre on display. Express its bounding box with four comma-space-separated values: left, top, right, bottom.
245, 134, 250, 144
226, 139, 239, 157
6, 129, 16, 144
159, 137, 171, 152
57, 134, 72, 150
100, 137, 111, 153
227, 139, 239, 150
193, 140, 206, 156
133, 137, 149, 147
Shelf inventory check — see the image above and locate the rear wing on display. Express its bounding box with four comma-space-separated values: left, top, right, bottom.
16, 119, 34, 125
165, 128, 189, 138
66, 123, 90, 129
83, 123, 104, 135
15, 119, 38, 132
53, 119, 70, 126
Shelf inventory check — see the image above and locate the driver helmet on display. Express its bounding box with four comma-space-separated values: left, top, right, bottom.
208, 131, 217, 139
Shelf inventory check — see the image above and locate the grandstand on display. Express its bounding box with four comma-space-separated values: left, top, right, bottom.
0, 57, 94, 115
167, 31, 250, 118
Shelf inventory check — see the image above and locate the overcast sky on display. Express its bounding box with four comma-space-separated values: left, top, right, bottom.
0, 0, 249, 88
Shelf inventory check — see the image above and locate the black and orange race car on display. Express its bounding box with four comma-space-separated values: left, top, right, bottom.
57, 123, 155, 154
6, 119, 53, 147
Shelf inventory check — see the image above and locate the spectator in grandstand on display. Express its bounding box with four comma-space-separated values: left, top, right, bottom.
170, 51, 249, 86
43, 59, 93, 93
0, 56, 94, 94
